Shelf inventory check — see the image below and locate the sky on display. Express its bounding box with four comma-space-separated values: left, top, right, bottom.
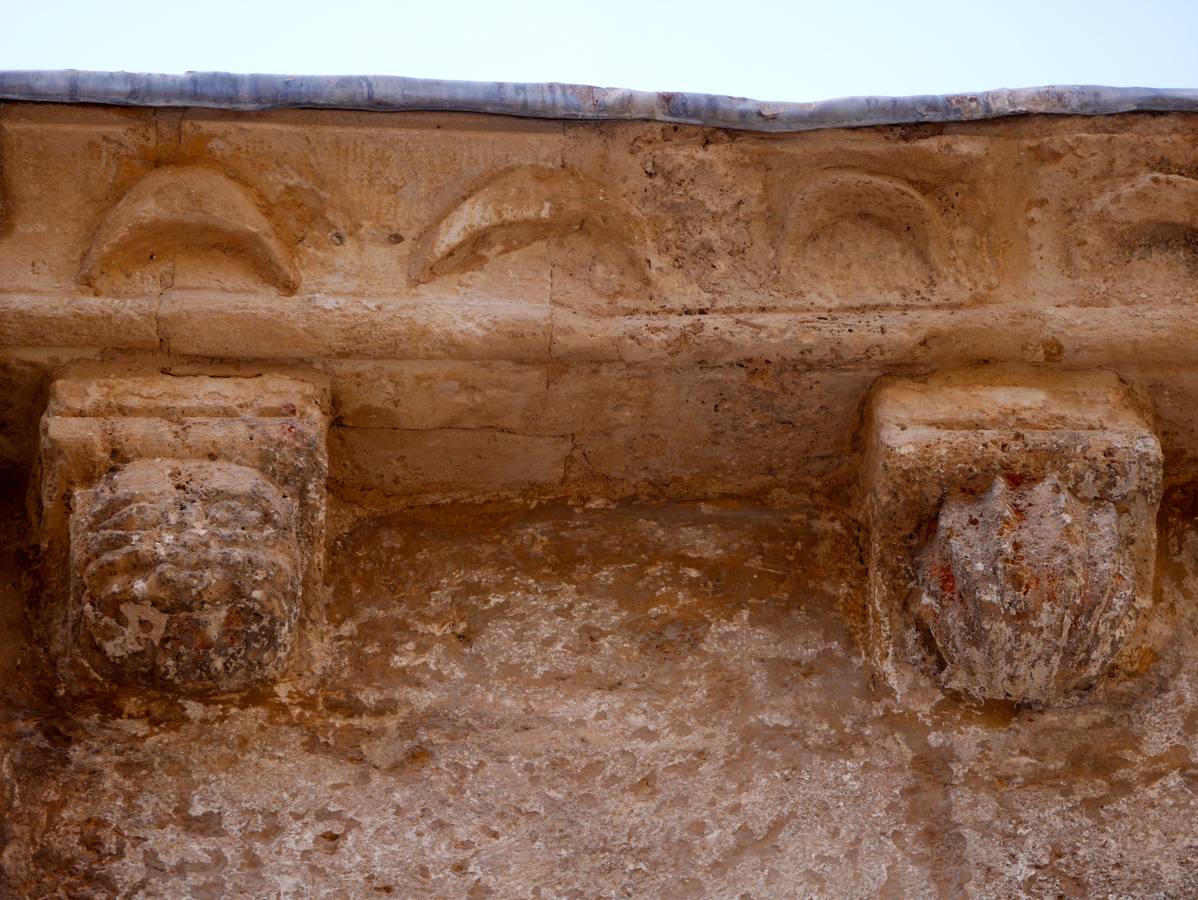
2, 0, 1196, 102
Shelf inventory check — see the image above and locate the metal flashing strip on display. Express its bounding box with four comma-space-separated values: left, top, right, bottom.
0, 71, 1196, 132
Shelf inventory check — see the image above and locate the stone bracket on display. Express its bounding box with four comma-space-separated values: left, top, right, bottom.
864, 368, 1163, 704
37, 374, 329, 694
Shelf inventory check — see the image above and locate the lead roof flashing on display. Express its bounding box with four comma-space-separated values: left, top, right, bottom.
1, 71, 1196, 133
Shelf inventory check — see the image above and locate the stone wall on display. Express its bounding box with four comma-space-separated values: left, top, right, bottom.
2, 101, 1198, 896
3, 106, 1198, 503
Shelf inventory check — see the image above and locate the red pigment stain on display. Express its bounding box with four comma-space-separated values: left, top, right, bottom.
933, 562, 957, 597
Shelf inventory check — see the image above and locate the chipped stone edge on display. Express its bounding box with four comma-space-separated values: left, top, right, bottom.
0, 72, 1197, 132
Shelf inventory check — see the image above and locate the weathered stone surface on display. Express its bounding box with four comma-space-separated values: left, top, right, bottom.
0, 294, 160, 349
409, 166, 649, 305
5, 491, 1198, 896
158, 291, 552, 360
330, 426, 570, 498
866, 368, 1163, 703
4, 107, 1198, 496
325, 362, 867, 499
38, 374, 329, 694
1, 99, 1198, 894
79, 165, 300, 295
918, 475, 1137, 703
71, 459, 302, 692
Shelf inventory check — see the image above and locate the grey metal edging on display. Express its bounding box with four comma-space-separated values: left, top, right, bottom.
0, 71, 1196, 133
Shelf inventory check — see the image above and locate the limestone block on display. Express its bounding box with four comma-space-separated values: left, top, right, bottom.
0, 294, 160, 349
70, 460, 301, 690
778, 170, 965, 305
330, 427, 569, 497
865, 369, 1162, 704
326, 360, 548, 430
38, 374, 328, 694
0, 104, 157, 293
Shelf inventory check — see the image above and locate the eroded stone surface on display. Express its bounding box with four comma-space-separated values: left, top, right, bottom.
79, 165, 300, 296
38, 374, 329, 694
5, 109, 1198, 496
2, 492, 1198, 896
1, 103, 1198, 896
71, 459, 302, 692
866, 368, 1163, 704
409, 166, 649, 303
918, 474, 1138, 703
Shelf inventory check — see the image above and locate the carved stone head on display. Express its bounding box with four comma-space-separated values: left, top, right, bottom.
71, 460, 302, 692
38, 374, 329, 697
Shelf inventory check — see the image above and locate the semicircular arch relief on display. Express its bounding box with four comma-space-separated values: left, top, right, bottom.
780, 170, 959, 307
409, 166, 651, 308
1078, 172, 1198, 281
80, 165, 300, 296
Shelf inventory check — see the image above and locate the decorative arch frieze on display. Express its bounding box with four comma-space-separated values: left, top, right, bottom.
80, 165, 300, 295
1080, 172, 1198, 273
779, 169, 958, 303
409, 166, 650, 298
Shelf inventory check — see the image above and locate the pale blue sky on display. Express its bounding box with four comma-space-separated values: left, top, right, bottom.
3, 0, 1196, 101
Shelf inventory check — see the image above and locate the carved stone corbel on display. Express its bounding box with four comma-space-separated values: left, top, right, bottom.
864, 368, 1162, 704
37, 374, 328, 694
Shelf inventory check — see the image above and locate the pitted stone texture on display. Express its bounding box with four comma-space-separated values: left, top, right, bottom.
865, 368, 1162, 704
39, 373, 329, 694
917, 474, 1137, 703
71, 459, 301, 692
